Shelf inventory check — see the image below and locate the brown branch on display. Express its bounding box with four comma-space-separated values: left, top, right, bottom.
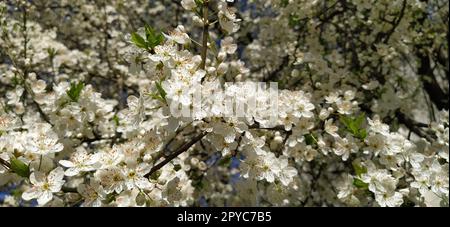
22, 3, 28, 78
263, 55, 289, 82
263, 30, 303, 82
61, 186, 78, 193
144, 131, 208, 178
417, 51, 449, 110
383, 0, 407, 44
249, 121, 287, 132
199, 0, 209, 70
413, 1, 449, 110
360, 103, 434, 142
396, 111, 435, 142
151, 122, 194, 167
0, 157, 11, 170
171, 0, 182, 7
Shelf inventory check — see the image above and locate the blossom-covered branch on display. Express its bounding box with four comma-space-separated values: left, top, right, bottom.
0, 0, 448, 207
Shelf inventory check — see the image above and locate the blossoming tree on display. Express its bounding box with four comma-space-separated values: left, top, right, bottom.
0, 0, 448, 207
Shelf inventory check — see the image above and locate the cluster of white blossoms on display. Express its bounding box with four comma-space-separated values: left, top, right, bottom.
0, 0, 448, 207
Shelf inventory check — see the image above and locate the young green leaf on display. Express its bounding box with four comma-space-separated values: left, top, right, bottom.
10, 157, 30, 178
145, 25, 155, 44
353, 178, 369, 189
352, 161, 367, 177
155, 81, 167, 102
288, 14, 301, 27
131, 32, 148, 49
340, 113, 367, 139
194, 0, 204, 6
66, 81, 84, 102
131, 25, 164, 51
152, 33, 164, 47
304, 134, 318, 146
47, 47, 58, 59
147, 32, 164, 49
144, 25, 164, 49
359, 129, 367, 140
112, 115, 120, 126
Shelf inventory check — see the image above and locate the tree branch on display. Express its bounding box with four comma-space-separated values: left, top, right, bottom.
396, 110, 435, 142
417, 51, 449, 110
0, 157, 11, 170
199, 0, 209, 70
144, 131, 208, 178
383, 0, 407, 44
248, 122, 287, 132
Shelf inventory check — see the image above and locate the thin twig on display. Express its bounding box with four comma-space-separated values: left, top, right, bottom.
199, 0, 209, 70
0, 157, 11, 170
144, 131, 208, 178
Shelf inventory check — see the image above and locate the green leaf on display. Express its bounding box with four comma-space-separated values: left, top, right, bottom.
11, 188, 22, 197
155, 81, 167, 102
149, 170, 161, 181
144, 25, 164, 49
359, 129, 367, 140
339, 113, 367, 139
218, 156, 232, 166
352, 161, 367, 177
47, 47, 58, 58
131, 32, 147, 49
353, 178, 369, 189
194, 0, 204, 6
131, 25, 164, 51
148, 93, 164, 103
288, 14, 301, 27
304, 134, 318, 146
12, 75, 22, 86
105, 194, 116, 204
355, 114, 365, 128
10, 157, 30, 178
112, 115, 119, 126
208, 34, 219, 55
144, 25, 154, 41
136, 191, 147, 206
66, 81, 84, 102
153, 33, 164, 47
173, 164, 182, 171
193, 179, 205, 189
